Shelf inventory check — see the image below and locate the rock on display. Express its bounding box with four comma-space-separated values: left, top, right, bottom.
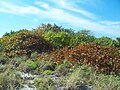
17, 71, 38, 80
17, 71, 38, 90
10, 60, 19, 67
0, 64, 5, 72
77, 85, 91, 90
0, 59, 6, 65
24, 67, 32, 73
43, 65, 55, 71
56, 86, 66, 90
22, 84, 37, 90
50, 75, 58, 82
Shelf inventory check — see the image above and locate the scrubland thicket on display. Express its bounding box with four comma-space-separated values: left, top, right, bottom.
0, 24, 120, 90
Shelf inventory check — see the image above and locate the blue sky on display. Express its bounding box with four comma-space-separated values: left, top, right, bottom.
0, 0, 120, 38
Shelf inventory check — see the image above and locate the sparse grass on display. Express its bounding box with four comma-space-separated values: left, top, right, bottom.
34, 76, 55, 90
0, 53, 120, 90
65, 65, 120, 90
91, 74, 120, 90
0, 64, 22, 90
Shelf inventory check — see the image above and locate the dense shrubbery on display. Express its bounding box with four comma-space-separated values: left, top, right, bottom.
0, 24, 120, 75
0, 24, 120, 90
0, 24, 119, 52
43, 31, 71, 48
93, 36, 114, 46
0, 29, 52, 57
115, 37, 120, 47
0, 35, 10, 52
70, 34, 95, 46
41, 43, 120, 75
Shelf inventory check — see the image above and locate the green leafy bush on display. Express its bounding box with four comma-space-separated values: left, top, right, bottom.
43, 31, 71, 48
43, 70, 53, 75
114, 37, 120, 47
93, 37, 114, 46
27, 60, 38, 70
70, 34, 95, 46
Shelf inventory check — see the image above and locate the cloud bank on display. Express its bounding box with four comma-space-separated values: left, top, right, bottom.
0, 0, 120, 38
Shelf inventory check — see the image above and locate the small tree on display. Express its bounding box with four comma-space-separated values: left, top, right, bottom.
77, 30, 93, 36
3, 30, 15, 36
34, 23, 74, 34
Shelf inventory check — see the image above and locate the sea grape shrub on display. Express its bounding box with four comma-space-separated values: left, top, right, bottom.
93, 37, 114, 46
4, 30, 52, 57
43, 31, 71, 48
42, 43, 120, 75
70, 34, 95, 46
114, 37, 120, 47
0, 36, 10, 52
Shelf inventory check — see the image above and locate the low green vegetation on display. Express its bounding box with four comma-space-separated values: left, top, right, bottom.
0, 23, 120, 90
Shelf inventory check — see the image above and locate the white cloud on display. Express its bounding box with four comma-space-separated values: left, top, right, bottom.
99, 21, 120, 26
60, 0, 96, 19
0, 1, 120, 37
50, 0, 96, 19
43, 7, 120, 36
35, 1, 49, 9
0, 1, 42, 15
